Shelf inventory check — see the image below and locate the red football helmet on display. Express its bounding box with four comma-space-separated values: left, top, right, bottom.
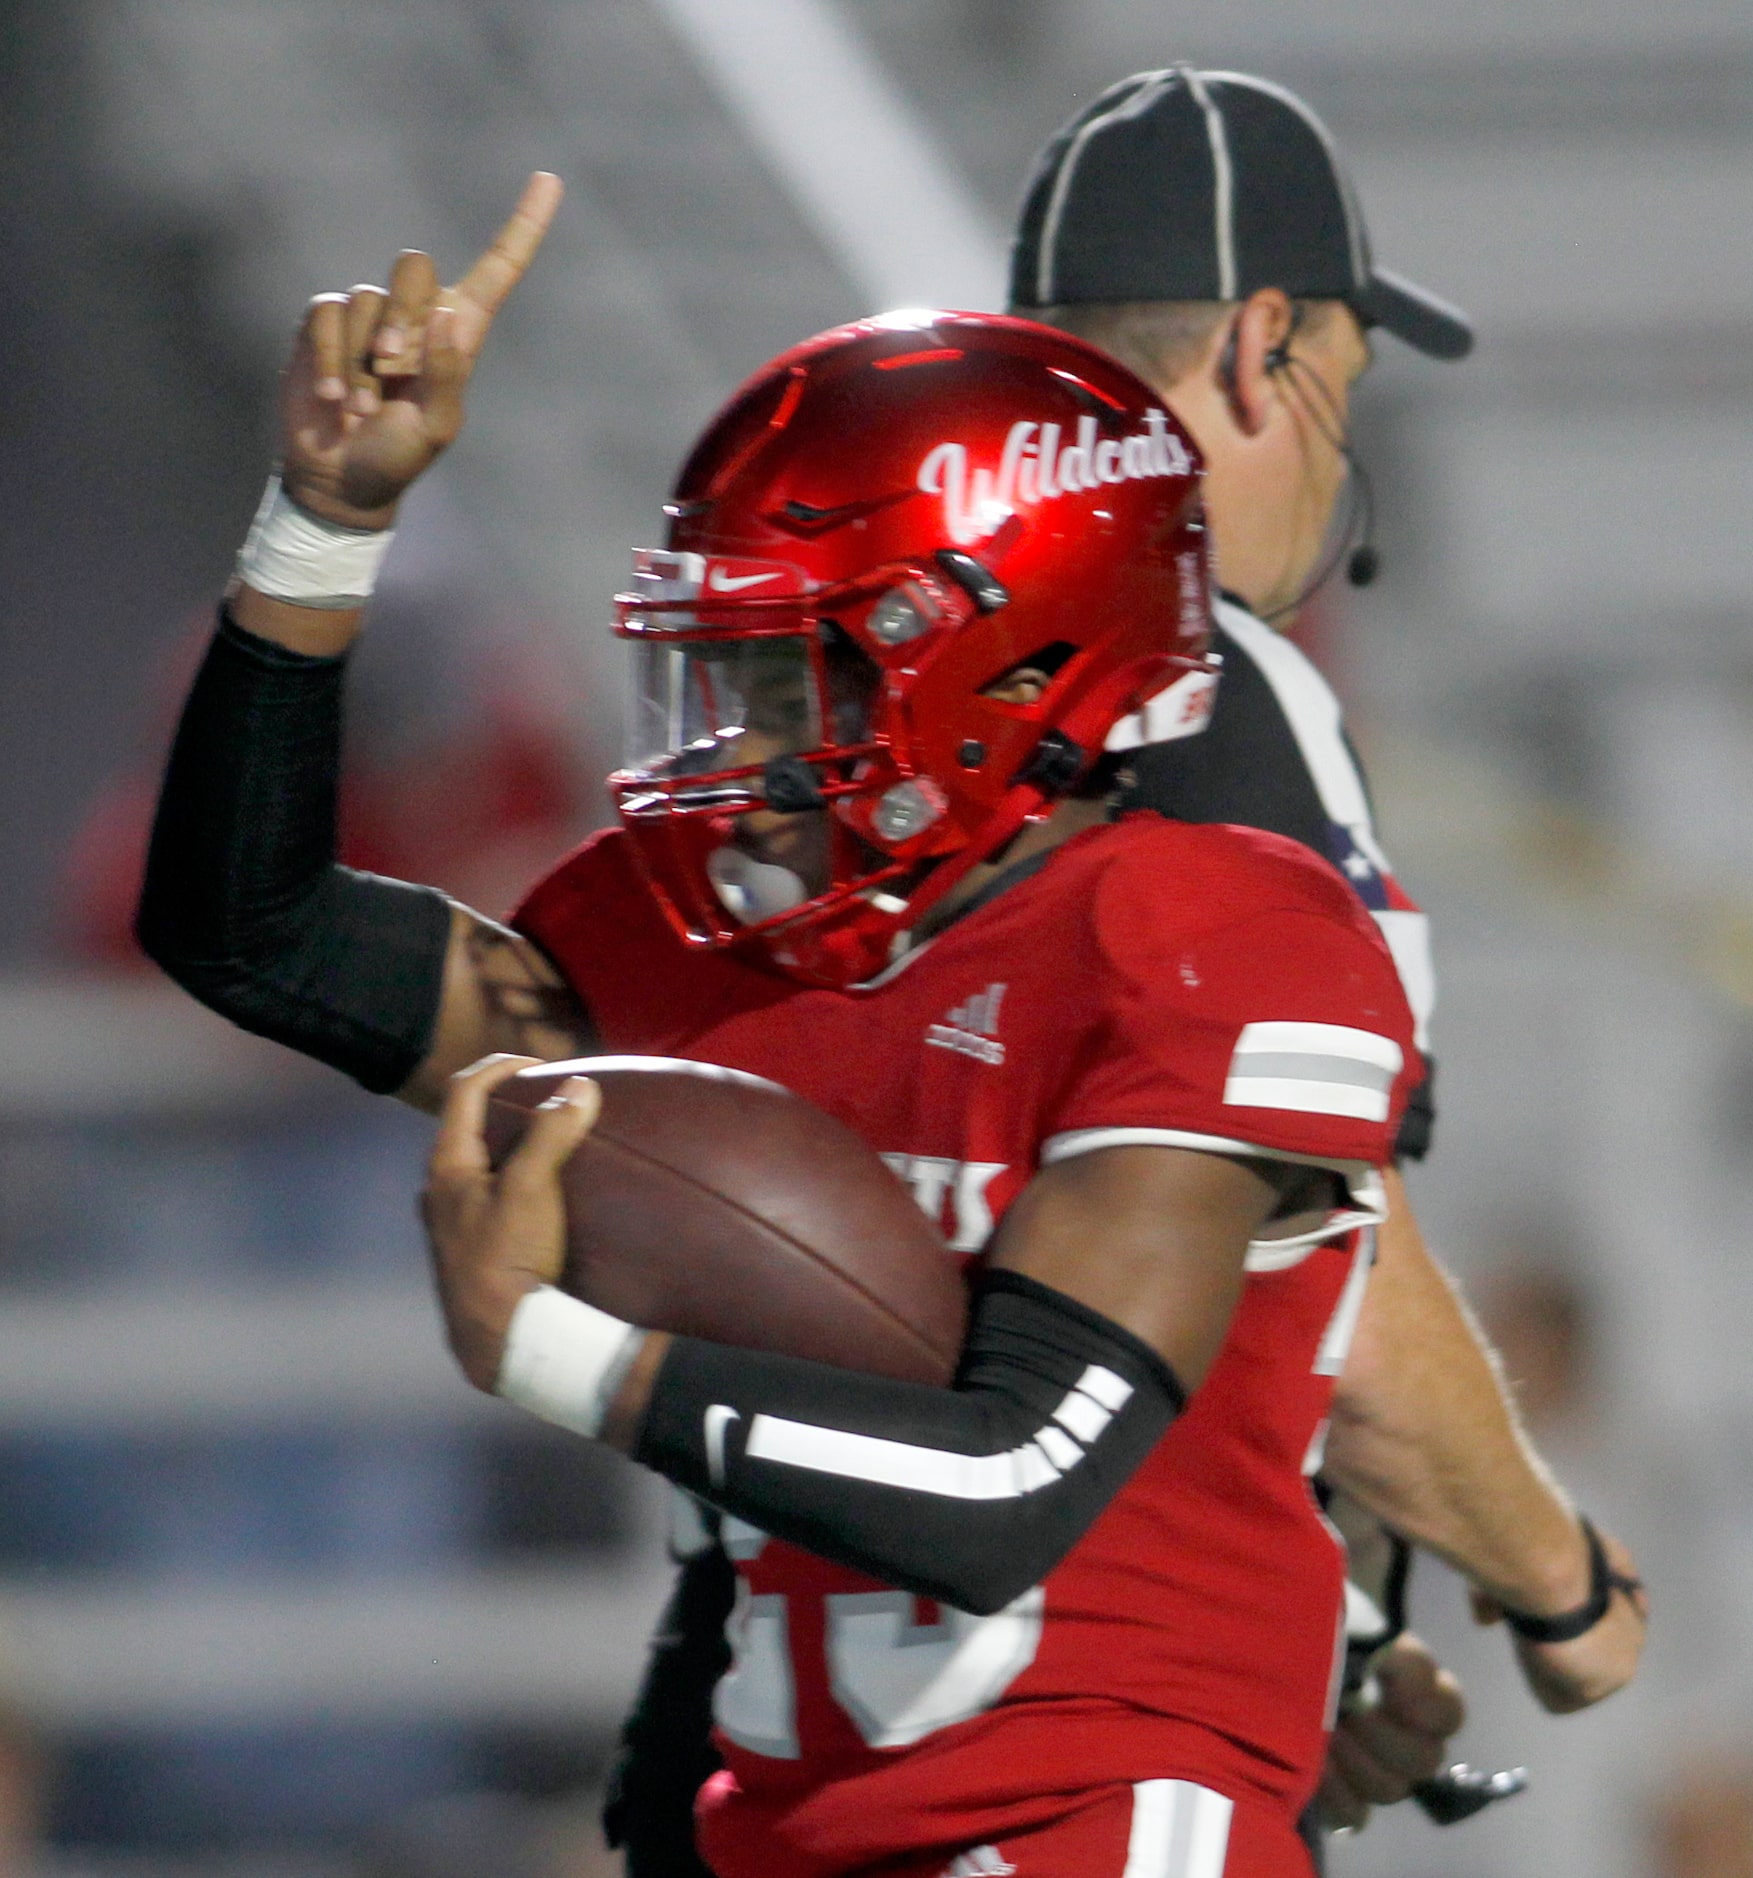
610, 309, 1216, 988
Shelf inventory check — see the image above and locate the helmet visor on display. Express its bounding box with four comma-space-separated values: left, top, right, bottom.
624, 636, 823, 784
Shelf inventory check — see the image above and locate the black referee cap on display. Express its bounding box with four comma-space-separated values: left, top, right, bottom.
1010, 67, 1473, 361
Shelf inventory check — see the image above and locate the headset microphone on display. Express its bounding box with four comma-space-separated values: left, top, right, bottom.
1341, 440, 1380, 587
1268, 344, 1384, 596
1222, 316, 1383, 619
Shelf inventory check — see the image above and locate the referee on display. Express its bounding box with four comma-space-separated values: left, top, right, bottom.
1011, 65, 1464, 1857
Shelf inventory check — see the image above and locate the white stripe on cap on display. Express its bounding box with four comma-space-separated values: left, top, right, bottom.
1225, 1020, 1403, 1123
1179, 68, 1236, 300
1123, 1778, 1234, 1878
1034, 70, 1177, 305
1204, 69, 1369, 290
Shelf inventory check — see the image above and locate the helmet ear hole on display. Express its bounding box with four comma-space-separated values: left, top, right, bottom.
979, 642, 1080, 702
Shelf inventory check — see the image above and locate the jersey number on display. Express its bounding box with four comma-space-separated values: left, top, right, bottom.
713, 1235, 1373, 1757
713, 1520, 1043, 1758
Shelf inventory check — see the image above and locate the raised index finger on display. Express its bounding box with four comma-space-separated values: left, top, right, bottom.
451, 171, 564, 318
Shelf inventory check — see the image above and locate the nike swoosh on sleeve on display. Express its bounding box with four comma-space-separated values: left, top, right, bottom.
705, 1404, 741, 1487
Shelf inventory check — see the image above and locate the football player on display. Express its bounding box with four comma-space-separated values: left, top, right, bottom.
416, 310, 1433, 1878
1011, 67, 1482, 1848
135, 176, 1643, 1877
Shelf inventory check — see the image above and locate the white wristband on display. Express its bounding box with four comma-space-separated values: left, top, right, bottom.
235, 475, 396, 609
494, 1285, 643, 1439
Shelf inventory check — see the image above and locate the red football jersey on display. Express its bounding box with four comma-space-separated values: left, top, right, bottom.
514, 814, 1419, 1877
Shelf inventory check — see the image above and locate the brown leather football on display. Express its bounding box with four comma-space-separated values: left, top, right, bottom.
484, 1057, 968, 1385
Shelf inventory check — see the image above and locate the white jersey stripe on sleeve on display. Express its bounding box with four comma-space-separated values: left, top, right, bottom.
1229, 1053, 1392, 1092
1224, 1020, 1402, 1123
1223, 1075, 1389, 1123
1229, 1020, 1404, 1072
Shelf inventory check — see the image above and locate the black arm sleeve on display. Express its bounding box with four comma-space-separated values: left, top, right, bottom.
636, 1270, 1184, 1617
135, 610, 453, 1094
602, 1540, 732, 1876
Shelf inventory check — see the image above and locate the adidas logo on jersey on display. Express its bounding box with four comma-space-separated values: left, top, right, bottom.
941, 1847, 1016, 1878
926, 983, 1007, 1065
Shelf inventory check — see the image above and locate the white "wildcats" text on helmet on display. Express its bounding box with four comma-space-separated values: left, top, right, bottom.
916, 411, 1193, 547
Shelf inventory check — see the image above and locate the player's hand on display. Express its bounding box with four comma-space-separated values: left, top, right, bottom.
422, 1052, 598, 1391
1316, 1634, 1466, 1833
1472, 1524, 1648, 1714
278, 171, 563, 529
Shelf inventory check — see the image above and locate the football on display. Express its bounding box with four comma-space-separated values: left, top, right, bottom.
484, 1057, 968, 1385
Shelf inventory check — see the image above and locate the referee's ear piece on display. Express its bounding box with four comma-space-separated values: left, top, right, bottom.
1218, 320, 1240, 397
1218, 317, 1293, 397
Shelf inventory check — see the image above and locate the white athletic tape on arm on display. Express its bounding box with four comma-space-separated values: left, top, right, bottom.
235, 476, 397, 609
495, 1285, 643, 1439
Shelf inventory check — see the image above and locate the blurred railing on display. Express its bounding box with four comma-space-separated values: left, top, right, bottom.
0, 974, 669, 1856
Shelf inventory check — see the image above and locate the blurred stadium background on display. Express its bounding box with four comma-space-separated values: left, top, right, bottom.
2, 0, 1752, 1872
